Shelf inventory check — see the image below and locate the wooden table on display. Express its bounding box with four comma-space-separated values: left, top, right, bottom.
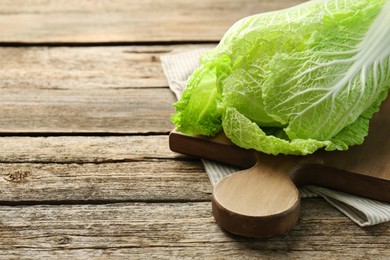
0, 0, 389, 258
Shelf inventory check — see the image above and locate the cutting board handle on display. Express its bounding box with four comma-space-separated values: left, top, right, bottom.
212, 153, 300, 238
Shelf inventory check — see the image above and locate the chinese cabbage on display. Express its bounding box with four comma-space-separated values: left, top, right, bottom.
172, 0, 390, 155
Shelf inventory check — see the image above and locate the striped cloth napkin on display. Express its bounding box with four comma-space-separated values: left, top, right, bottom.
161, 48, 390, 226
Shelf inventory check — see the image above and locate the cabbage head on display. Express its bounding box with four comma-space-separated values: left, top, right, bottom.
172, 0, 390, 155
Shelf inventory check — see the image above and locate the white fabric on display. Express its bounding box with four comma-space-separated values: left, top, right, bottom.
161, 49, 390, 227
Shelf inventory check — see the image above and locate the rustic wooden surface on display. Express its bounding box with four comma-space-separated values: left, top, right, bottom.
0, 0, 389, 258
0, 0, 303, 44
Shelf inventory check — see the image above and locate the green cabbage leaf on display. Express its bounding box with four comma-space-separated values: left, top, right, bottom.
172, 0, 390, 155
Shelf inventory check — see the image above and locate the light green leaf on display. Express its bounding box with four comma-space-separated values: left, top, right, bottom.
172, 0, 390, 155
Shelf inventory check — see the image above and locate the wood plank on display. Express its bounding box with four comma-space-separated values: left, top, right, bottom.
0, 0, 305, 44
0, 200, 388, 258
0, 136, 178, 163
0, 45, 214, 89
0, 135, 209, 202
0, 45, 217, 133
0, 87, 175, 134
0, 161, 210, 203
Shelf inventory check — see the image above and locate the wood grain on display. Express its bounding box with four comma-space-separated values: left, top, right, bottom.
0, 45, 214, 90
0, 136, 176, 163
0, 200, 388, 258
0, 0, 305, 44
1, 0, 389, 257
0, 161, 211, 203
0, 87, 175, 134
212, 156, 300, 238
0, 136, 211, 203
0, 45, 219, 134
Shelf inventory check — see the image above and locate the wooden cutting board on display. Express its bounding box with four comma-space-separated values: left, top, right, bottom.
169, 96, 390, 238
